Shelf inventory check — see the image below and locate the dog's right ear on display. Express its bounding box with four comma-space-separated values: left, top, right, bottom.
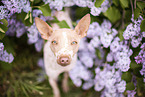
35, 17, 53, 40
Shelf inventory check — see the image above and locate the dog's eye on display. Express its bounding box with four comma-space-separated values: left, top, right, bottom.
52, 41, 57, 44
71, 41, 77, 45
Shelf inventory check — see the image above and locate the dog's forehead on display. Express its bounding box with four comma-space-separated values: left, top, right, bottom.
50, 28, 79, 40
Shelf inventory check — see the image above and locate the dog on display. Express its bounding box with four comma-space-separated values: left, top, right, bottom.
35, 10, 90, 97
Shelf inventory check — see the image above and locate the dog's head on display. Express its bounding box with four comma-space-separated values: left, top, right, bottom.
35, 14, 90, 66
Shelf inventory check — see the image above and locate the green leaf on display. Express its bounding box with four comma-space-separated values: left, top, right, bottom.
119, 0, 129, 8
0, 19, 8, 27
2, 37, 15, 55
95, 48, 102, 59
133, 67, 142, 77
0, 23, 8, 33
0, 61, 12, 71
0, 33, 5, 40
118, 30, 124, 41
0, 19, 8, 40
57, 20, 70, 28
130, 60, 141, 70
121, 71, 132, 83
95, 0, 105, 7
137, 77, 144, 89
113, 0, 120, 6
126, 82, 135, 90
39, 4, 51, 16
104, 7, 121, 23
140, 19, 145, 32
134, 8, 140, 20
17, 12, 33, 26
24, 12, 30, 20
137, 2, 145, 10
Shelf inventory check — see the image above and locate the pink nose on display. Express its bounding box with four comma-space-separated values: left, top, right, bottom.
57, 55, 71, 66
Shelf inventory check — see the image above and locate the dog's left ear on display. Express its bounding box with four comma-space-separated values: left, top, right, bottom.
35, 17, 53, 40
75, 14, 90, 38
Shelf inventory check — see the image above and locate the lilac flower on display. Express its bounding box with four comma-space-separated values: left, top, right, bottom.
142, 32, 145, 37
69, 60, 93, 86
35, 39, 44, 52
116, 80, 126, 93
37, 58, 44, 69
90, 6, 102, 16
49, 0, 64, 10
2, 0, 31, 16
123, 23, 135, 40
33, 10, 43, 17
100, 33, 113, 48
27, 23, 39, 44
8, 53, 14, 63
110, 38, 120, 52
134, 56, 142, 64
2, 50, 9, 62
127, 90, 136, 97
107, 52, 113, 62
0, 43, 4, 51
131, 37, 141, 48
80, 55, 94, 68
63, 0, 75, 7
0, 6, 9, 19
0, 50, 14, 63
82, 80, 94, 90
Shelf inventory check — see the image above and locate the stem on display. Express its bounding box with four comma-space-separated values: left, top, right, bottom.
121, 10, 125, 29
134, 0, 136, 9
130, 0, 134, 14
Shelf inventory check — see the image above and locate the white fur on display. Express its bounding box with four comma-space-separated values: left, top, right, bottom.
55, 32, 73, 58
44, 41, 77, 80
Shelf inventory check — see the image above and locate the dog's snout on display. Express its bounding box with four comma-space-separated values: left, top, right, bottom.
57, 55, 71, 66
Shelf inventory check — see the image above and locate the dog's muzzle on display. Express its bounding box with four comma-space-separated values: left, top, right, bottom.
57, 55, 71, 66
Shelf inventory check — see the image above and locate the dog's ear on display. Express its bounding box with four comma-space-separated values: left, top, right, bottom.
35, 17, 53, 40
75, 14, 90, 38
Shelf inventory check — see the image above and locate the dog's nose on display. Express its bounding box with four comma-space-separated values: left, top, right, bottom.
57, 55, 71, 66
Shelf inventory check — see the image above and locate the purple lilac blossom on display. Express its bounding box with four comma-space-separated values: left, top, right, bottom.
0, 50, 14, 63
35, 39, 44, 52
2, 0, 31, 15
6, 16, 26, 37
69, 60, 93, 87
37, 58, 44, 69
27, 23, 39, 44
0, 43, 4, 51
127, 90, 136, 97
123, 15, 143, 48
0, 6, 9, 19
94, 64, 126, 96
43, 0, 109, 16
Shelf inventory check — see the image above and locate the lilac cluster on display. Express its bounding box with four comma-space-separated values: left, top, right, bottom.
69, 60, 93, 88
135, 43, 145, 82
0, 42, 14, 63
69, 19, 132, 96
2, 0, 31, 17
43, 0, 110, 16
108, 39, 133, 72
95, 65, 126, 97
26, 9, 54, 52
0, 6, 9, 19
90, 0, 110, 16
6, 16, 26, 38
127, 90, 136, 97
26, 9, 50, 52
123, 15, 144, 48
